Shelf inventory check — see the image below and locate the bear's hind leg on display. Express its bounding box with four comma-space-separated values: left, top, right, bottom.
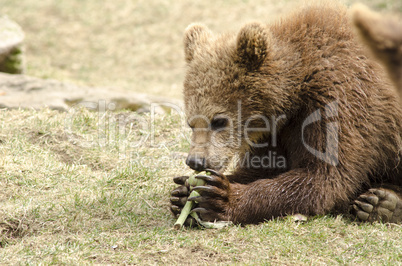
353, 187, 402, 223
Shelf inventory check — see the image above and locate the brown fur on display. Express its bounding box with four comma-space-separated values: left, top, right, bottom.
350, 4, 402, 223
352, 4, 402, 96
179, 4, 402, 224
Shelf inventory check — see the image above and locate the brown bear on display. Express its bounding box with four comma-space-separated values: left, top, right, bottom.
351, 4, 402, 223
352, 4, 402, 97
170, 3, 402, 225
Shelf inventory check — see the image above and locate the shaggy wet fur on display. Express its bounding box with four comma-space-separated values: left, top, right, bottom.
176, 4, 402, 224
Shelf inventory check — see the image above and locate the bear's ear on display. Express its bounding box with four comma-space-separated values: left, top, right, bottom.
184, 23, 212, 63
236, 22, 269, 71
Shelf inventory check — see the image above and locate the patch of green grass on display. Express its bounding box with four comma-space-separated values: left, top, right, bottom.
0, 108, 401, 264
1, 0, 402, 264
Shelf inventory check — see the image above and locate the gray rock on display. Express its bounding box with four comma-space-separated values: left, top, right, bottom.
0, 16, 25, 74
0, 73, 183, 113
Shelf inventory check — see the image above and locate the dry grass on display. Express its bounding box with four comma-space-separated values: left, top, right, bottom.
0, 108, 401, 264
2, 0, 402, 99
1, 0, 402, 264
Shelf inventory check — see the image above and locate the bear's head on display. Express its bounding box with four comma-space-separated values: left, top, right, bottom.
182, 22, 282, 172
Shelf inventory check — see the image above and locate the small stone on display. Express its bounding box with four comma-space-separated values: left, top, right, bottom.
290, 213, 308, 223
0, 73, 183, 112
0, 16, 25, 74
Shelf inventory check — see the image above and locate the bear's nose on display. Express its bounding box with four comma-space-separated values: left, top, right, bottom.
185, 155, 206, 171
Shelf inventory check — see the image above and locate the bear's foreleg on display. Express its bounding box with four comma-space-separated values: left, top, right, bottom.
191, 168, 354, 224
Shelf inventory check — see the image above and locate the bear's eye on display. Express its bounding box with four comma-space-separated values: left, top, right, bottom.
211, 117, 228, 130
187, 121, 194, 131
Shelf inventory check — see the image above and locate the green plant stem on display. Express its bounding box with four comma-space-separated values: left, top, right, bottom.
173, 171, 206, 229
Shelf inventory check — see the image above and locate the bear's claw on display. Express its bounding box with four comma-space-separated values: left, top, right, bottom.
353, 188, 402, 223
